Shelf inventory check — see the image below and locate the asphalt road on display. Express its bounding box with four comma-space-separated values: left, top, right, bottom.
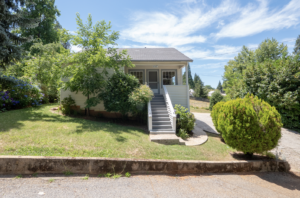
1, 172, 300, 198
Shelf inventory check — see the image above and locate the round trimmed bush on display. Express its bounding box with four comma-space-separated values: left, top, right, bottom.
218, 94, 282, 155
210, 101, 225, 134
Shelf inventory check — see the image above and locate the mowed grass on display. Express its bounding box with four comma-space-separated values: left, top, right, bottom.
190, 99, 211, 113
0, 104, 235, 161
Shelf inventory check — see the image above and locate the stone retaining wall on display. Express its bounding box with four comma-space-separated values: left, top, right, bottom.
0, 156, 290, 175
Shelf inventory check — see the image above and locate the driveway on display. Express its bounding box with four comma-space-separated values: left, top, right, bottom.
1, 173, 300, 198
193, 113, 300, 173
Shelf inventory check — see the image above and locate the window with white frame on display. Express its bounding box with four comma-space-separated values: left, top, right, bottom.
129, 71, 144, 84
162, 70, 176, 86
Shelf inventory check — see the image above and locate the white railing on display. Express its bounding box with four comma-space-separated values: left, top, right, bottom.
148, 100, 152, 131
163, 85, 176, 131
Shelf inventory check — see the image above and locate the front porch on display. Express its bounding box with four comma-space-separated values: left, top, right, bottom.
125, 62, 190, 136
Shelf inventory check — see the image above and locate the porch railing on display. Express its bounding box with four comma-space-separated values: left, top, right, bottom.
147, 85, 152, 131
163, 85, 176, 131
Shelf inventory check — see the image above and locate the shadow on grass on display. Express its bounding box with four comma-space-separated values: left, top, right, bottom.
0, 104, 146, 142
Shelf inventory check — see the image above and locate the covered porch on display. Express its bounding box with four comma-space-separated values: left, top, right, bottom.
124, 62, 190, 111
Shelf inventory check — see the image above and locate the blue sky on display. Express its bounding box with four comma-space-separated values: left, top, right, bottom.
55, 0, 300, 88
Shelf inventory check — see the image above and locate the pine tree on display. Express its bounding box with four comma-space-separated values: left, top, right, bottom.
217, 81, 223, 92
183, 71, 186, 85
0, 0, 39, 70
194, 74, 208, 98
294, 35, 300, 55
194, 73, 200, 85
188, 63, 195, 89
18, 0, 61, 51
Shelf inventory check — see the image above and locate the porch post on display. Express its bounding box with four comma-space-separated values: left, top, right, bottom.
185, 64, 190, 112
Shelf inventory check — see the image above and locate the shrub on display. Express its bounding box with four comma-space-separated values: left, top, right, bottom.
209, 90, 224, 111
174, 104, 196, 139
218, 94, 282, 155
99, 72, 140, 118
0, 75, 43, 111
210, 101, 225, 134
61, 95, 76, 115
129, 85, 153, 122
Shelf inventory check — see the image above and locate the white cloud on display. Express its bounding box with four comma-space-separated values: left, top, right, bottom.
121, 0, 238, 46
215, 0, 300, 39
70, 45, 82, 53
192, 62, 227, 69
180, 0, 197, 4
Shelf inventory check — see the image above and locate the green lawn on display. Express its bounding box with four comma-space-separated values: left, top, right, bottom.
0, 104, 235, 161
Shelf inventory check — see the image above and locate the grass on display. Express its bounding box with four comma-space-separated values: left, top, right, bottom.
0, 104, 235, 161
190, 99, 211, 113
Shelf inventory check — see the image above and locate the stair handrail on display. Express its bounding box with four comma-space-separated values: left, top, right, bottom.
163, 85, 176, 130
147, 85, 152, 131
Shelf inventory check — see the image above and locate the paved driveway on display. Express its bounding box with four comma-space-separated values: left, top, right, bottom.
193, 113, 300, 173
1, 172, 300, 198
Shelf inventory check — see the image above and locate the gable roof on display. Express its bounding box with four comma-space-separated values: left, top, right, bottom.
117, 48, 193, 62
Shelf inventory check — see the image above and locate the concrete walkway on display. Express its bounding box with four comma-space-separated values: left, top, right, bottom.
193, 113, 300, 173
1, 173, 299, 197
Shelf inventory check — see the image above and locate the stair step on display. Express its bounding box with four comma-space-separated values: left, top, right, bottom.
152, 108, 167, 111
153, 121, 171, 125
152, 114, 169, 117
153, 117, 170, 121
151, 102, 165, 104
152, 106, 167, 109
153, 125, 172, 129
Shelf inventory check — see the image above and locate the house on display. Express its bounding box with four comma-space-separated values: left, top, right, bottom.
61, 48, 193, 135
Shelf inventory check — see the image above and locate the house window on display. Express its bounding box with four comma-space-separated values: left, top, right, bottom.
130, 71, 144, 84
162, 71, 176, 86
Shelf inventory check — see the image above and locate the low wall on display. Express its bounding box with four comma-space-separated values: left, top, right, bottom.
0, 156, 290, 175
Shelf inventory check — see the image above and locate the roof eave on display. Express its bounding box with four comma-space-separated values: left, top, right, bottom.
130, 60, 193, 62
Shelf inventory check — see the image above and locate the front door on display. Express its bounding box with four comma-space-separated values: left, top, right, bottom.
148, 70, 159, 94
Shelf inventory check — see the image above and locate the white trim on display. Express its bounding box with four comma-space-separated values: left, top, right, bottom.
163, 85, 177, 131
185, 64, 190, 112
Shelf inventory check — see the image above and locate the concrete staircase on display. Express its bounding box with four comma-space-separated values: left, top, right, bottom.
150, 94, 184, 144
150, 94, 174, 134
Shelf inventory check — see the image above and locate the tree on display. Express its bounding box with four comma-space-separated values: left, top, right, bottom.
183, 64, 195, 89
244, 56, 300, 130
204, 85, 214, 90
223, 38, 287, 99
216, 81, 222, 92
62, 13, 133, 116
209, 90, 224, 111
0, 0, 40, 70
194, 75, 208, 98
187, 63, 194, 89
18, 0, 61, 51
294, 35, 300, 56
25, 42, 69, 102
194, 73, 200, 85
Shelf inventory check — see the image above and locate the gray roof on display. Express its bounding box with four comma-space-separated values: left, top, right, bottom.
117, 48, 193, 62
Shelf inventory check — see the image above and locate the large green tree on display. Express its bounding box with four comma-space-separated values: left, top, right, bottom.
294, 35, 300, 56
63, 13, 133, 116
0, 0, 40, 70
223, 38, 287, 98
194, 74, 207, 98
18, 0, 61, 50
25, 42, 69, 102
183, 64, 195, 89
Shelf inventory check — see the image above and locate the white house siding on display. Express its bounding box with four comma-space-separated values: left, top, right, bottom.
60, 67, 116, 111
125, 63, 185, 96
165, 85, 188, 109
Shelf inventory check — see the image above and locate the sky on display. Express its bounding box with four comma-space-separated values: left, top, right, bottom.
55, 0, 300, 88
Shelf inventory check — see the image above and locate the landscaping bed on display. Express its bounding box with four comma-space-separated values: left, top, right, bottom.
0, 104, 237, 161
